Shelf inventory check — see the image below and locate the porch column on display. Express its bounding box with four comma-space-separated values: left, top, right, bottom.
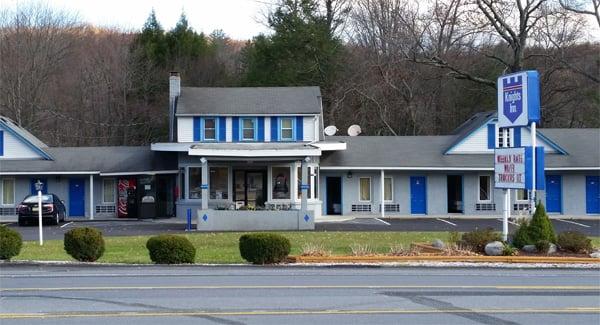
89, 174, 94, 220
300, 158, 309, 213
201, 157, 209, 210
380, 170, 385, 219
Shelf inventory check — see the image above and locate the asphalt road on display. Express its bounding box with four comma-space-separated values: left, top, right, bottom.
4, 217, 599, 241
0, 265, 598, 324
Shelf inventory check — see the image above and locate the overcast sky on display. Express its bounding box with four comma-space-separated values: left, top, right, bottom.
3, 0, 274, 40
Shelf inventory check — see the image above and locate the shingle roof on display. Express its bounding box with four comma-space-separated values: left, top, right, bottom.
176, 87, 322, 115
320, 128, 600, 169
0, 146, 177, 174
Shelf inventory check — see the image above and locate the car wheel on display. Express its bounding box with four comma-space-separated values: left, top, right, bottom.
18, 218, 27, 227
52, 213, 59, 225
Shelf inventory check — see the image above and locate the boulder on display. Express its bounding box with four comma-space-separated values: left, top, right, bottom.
484, 241, 504, 256
590, 251, 600, 259
431, 239, 445, 249
522, 245, 537, 253
547, 243, 557, 254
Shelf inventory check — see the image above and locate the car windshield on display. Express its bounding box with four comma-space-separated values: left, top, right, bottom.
23, 195, 53, 203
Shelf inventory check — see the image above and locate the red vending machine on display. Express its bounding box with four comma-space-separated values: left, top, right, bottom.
117, 178, 137, 218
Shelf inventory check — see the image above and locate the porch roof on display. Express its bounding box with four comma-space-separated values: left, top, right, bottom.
188, 142, 321, 157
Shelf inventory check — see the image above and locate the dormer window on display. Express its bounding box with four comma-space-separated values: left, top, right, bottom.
204, 118, 216, 140
497, 127, 512, 148
280, 118, 294, 141
242, 118, 256, 141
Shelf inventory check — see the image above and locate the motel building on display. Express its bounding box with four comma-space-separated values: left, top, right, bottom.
0, 74, 599, 230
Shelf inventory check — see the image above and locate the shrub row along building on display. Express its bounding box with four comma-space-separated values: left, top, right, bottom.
0, 73, 598, 230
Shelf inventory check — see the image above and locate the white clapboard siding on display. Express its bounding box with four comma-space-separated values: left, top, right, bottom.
225, 117, 232, 142
303, 116, 316, 142
177, 117, 193, 142
0, 126, 42, 159
519, 128, 557, 153
264, 117, 271, 142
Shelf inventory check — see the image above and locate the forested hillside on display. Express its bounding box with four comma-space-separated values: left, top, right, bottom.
1, 0, 598, 146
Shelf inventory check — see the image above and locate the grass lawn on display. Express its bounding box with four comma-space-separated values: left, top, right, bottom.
15, 232, 600, 264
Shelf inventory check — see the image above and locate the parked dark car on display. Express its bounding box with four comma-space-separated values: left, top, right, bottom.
17, 194, 67, 226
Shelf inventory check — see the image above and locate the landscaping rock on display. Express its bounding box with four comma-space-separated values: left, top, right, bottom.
522, 245, 537, 253
484, 241, 504, 256
590, 251, 600, 259
431, 239, 445, 249
547, 243, 557, 254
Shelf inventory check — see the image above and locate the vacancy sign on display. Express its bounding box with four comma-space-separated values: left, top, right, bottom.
495, 147, 526, 189
497, 71, 540, 128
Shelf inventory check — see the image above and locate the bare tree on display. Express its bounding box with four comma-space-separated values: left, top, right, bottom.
559, 0, 600, 26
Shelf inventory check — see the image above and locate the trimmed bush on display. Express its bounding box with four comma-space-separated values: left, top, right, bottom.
502, 245, 518, 256
239, 233, 291, 264
0, 225, 23, 260
512, 203, 556, 248
146, 235, 196, 264
535, 240, 551, 253
64, 227, 105, 262
460, 228, 502, 253
557, 231, 592, 253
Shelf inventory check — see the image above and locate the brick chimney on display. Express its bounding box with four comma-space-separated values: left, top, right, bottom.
169, 72, 180, 142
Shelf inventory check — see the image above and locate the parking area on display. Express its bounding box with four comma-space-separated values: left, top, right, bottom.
3, 217, 598, 241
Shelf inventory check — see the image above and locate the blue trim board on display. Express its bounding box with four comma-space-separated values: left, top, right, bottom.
513, 127, 521, 147
0, 130, 3, 156
193, 117, 201, 141
487, 124, 495, 149
0, 121, 52, 160
270, 117, 278, 141
295, 116, 303, 141
232, 117, 239, 142
218, 117, 226, 141
257, 117, 265, 141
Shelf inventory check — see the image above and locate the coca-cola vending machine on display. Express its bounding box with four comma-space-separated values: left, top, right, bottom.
117, 178, 137, 218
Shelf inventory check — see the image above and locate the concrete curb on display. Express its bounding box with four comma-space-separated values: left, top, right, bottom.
291, 255, 600, 264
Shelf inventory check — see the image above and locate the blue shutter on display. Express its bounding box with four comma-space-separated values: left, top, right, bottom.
271, 117, 278, 141
295, 116, 303, 141
257, 117, 264, 141
0, 130, 3, 156
218, 117, 226, 142
487, 124, 495, 149
232, 117, 239, 142
513, 127, 521, 147
193, 117, 201, 141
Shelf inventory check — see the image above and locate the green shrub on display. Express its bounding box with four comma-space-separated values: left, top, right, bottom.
557, 231, 592, 253
460, 228, 502, 253
0, 225, 22, 260
64, 227, 105, 262
239, 233, 291, 264
535, 240, 551, 253
502, 245, 518, 256
448, 231, 461, 245
146, 235, 196, 264
511, 203, 556, 248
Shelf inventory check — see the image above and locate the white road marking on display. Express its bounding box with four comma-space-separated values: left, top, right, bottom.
374, 218, 391, 226
436, 218, 457, 226
555, 219, 590, 228
60, 222, 73, 228
496, 218, 519, 226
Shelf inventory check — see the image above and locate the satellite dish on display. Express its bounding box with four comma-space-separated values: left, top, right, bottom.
347, 125, 362, 136
324, 125, 338, 136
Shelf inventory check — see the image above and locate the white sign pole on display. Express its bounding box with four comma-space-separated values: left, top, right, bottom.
502, 128, 509, 241
37, 190, 43, 246
531, 121, 537, 215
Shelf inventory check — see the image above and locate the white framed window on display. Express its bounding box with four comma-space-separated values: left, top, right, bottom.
280, 118, 294, 141
1, 178, 15, 205
516, 189, 529, 202
241, 118, 255, 141
478, 175, 492, 203
204, 118, 216, 140
188, 167, 203, 199
102, 178, 116, 204
384, 177, 393, 202
497, 127, 512, 148
209, 167, 229, 199
359, 177, 371, 202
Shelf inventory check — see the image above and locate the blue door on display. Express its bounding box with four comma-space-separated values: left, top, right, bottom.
586, 176, 600, 214
410, 176, 427, 214
69, 179, 85, 217
545, 175, 562, 213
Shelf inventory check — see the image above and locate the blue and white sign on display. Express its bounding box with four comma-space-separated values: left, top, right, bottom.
497, 70, 540, 128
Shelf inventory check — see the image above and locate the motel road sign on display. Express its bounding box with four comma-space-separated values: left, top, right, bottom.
494, 147, 526, 189
497, 71, 540, 128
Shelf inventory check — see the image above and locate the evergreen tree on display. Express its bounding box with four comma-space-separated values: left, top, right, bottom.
136, 9, 168, 66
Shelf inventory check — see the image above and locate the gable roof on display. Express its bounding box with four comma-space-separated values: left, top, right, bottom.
320, 128, 600, 170
175, 86, 322, 116
0, 146, 177, 174
0, 116, 52, 160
